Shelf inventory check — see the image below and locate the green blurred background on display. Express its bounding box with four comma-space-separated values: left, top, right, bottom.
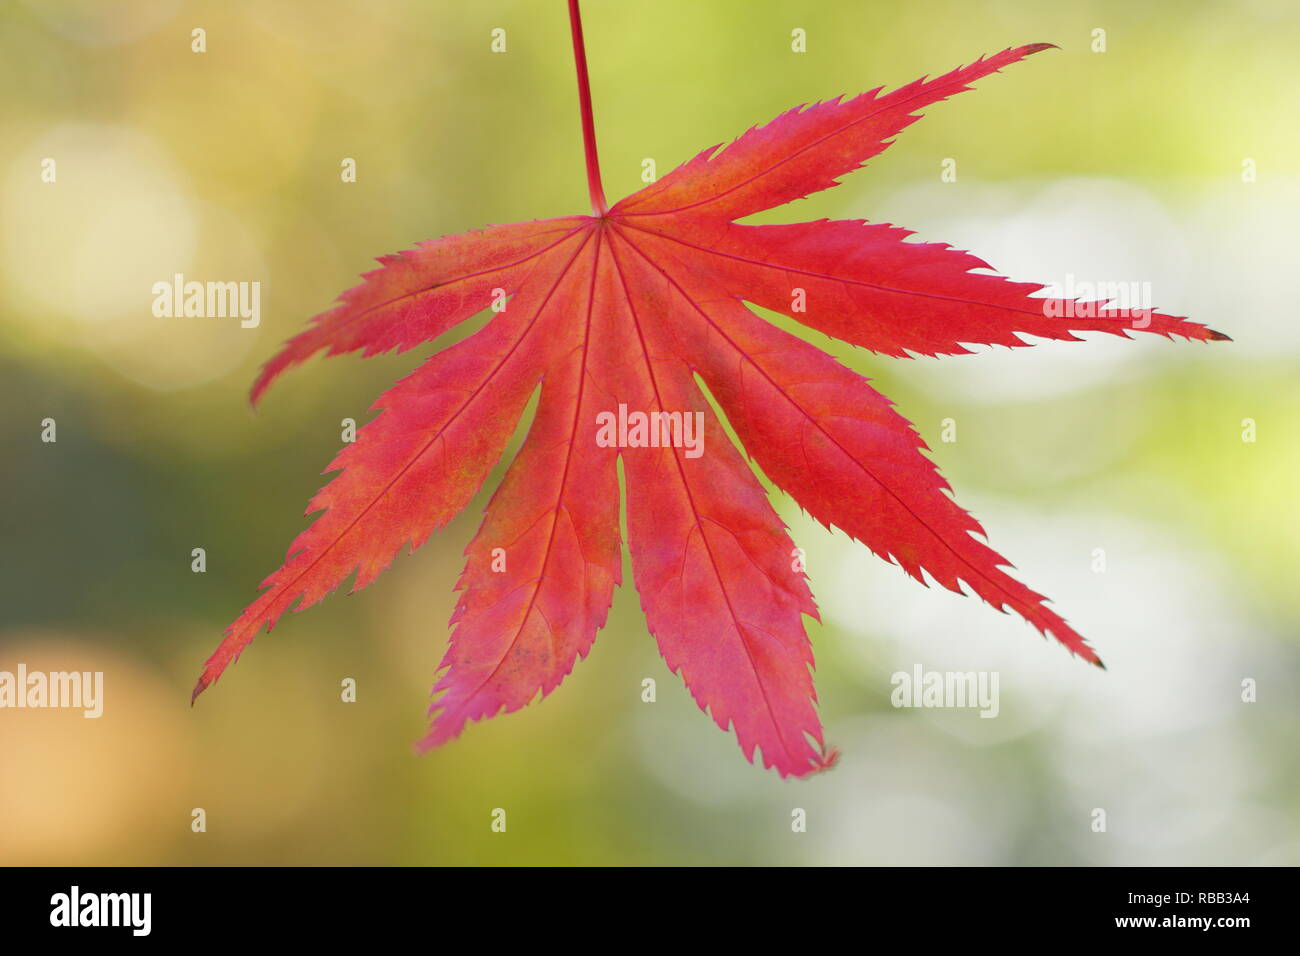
1, 0, 1296, 865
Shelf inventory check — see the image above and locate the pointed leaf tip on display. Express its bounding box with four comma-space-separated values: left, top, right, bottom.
812, 746, 841, 775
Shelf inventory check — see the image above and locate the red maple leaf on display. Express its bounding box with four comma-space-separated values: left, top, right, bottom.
193, 2, 1227, 777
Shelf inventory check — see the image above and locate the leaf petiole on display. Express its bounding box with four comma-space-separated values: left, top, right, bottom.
567, 0, 608, 216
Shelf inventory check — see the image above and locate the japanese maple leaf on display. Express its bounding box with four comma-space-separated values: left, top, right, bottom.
193, 2, 1227, 777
